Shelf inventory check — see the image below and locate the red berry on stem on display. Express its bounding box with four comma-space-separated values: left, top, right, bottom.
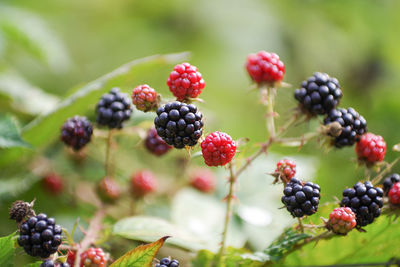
97, 177, 121, 202
145, 128, 172, 156
167, 63, 205, 101
246, 51, 285, 84
131, 170, 157, 197
67, 250, 76, 266
327, 207, 357, 234
201, 131, 236, 167
355, 133, 386, 164
389, 182, 400, 205
42, 173, 64, 195
190, 169, 216, 193
275, 159, 296, 181
80, 247, 107, 267
131, 84, 159, 112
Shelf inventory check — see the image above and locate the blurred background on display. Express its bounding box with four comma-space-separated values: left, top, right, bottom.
1, 0, 400, 266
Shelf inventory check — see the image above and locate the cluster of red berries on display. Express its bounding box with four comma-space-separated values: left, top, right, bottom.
67, 247, 108, 267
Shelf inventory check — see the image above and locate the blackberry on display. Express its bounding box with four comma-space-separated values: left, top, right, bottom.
17, 213, 63, 258
154, 101, 204, 149
9, 200, 34, 223
340, 181, 383, 226
383, 173, 400, 195
155, 257, 180, 267
323, 107, 367, 148
281, 178, 321, 217
96, 87, 132, 129
294, 72, 342, 115
145, 128, 172, 156
61, 116, 93, 151
40, 260, 70, 267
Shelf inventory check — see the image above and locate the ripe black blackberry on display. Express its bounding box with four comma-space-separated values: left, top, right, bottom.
40, 260, 70, 267
155, 257, 180, 267
61, 116, 93, 151
323, 107, 367, 148
154, 101, 203, 149
383, 173, 400, 195
281, 178, 321, 217
341, 181, 383, 227
17, 213, 63, 258
294, 72, 342, 116
96, 87, 132, 129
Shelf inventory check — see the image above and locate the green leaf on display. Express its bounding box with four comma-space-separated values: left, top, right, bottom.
0, 232, 16, 267
24, 262, 42, 267
113, 215, 203, 251
0, 173, 41, 203
110, 236, 169, 267
192, 248, 266, 267
0, 115, 30, 148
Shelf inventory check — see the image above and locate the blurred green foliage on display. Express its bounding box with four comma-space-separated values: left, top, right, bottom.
1, 0, 400, 266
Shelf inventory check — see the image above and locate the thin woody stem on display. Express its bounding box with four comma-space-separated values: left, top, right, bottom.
105, 130, 114, 177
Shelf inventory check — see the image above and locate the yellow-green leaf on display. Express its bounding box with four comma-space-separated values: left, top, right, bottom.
110, 236, 169, 267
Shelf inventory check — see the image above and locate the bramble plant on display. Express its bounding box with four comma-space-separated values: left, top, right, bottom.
2, 50, 400, 267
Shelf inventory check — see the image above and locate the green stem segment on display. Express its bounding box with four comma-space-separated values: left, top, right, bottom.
216, 162, 236, 265
105, 129, 114, 177
261, 85, 277, 139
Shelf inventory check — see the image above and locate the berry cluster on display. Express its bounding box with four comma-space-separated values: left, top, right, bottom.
155, 257, 179, 267
80, 247, 108, 267
389, 182, 400, 205
61, 116, 93, 151
383, 173, 400, 195
275, 159, 296, 182
340, 181, 383, 226
201, 131, 236, 167
355, 133, 386, 164
294, 72, 342, 116
323, 108, 367, 148
167, 63, 205, 101
42, 173, 64, 195
131, 170, 157, 197
281, 178, 321, 217
97, 177, 121, 203
246, 51, 285, 84
18, 213, 62, 258
190, 169, 216, 193
40, 260, 69, 267
145, 128, 172, 156
327, 207, 357, 235
154, 101, 204, 149
96, 87, 132, 129
131, 84, 159, 112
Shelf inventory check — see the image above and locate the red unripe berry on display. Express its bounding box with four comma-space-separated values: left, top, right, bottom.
275, 159, 296, 181
131, 170, 157, 197
327, 207, 357, 235
42, 173, 64, 195
389, 182, 400, 205
80, 247, 107, 267
167, 63, 205, 101
246, 51, 285, 84
355, 133, 386, 164
145, 128, 172, 156
97, 177, 121, 203
131, 84, 159, 112
201, 131, 236, 167
190, 169, 216, 193
67, 250, 76, 266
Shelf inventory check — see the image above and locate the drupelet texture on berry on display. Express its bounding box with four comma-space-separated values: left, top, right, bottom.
9, 200, 35, 223
281, 178, 321, 217
201, 131, 236, 167
275, 159, 296, 182
154, 101, 204, 149
61, 116, 93, 151
383, 173, 400, 195
294, 72, 342, 116
96, 87, 132, 129
190, 169, 216, 193
18, 213, 63, 258
327, 207, 357, 235
340, 181, 383, 226
389, 182, 400, 205
246, 51, 285, 84
131, 84, 159, 112
80, 247, 107, 267
131, 170, 157, 197
155, 257, 180, 267
355, 133, 386, 164
323, 107, 367, 148
42, 173, 64, 195
145, 128, 172, 156
167, 63, 205, 101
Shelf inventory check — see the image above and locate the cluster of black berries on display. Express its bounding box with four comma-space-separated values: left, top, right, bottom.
154, 101, 204, 149
40, 259, 69, 267
18, 213, 62, 258
61, 116, 93, 151
281, 178, 321, 217
96, 87, 132, 129
323, 108, 367, 148
341, 181, 383, 226
155, 257, 179, 267
383, 173, 400, 195
294, 72, 342, 115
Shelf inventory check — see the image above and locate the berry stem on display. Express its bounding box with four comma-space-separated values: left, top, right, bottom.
260, 85, 277, 138
297, 218, 304, 233
105, 130, 114, 177
371, 157, 400, 185
216, 162, 236, 265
